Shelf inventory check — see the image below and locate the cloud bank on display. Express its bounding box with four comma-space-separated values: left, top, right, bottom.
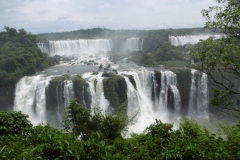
0, 0, 218, 34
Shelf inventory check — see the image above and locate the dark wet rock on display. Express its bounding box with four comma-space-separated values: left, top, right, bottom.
173, 68, 191, 115
0, 85, 15, 111
45, 75, 69, 125
72, 75, 91, 109
103, 75, 127, 109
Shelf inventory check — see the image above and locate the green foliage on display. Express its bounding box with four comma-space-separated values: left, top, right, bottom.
159, 60, 188, 68
129, 42, 186, 67
0, 111, 32, 136
51, 74, 70, 84
1, 111, 240, 159
218, 122, 240, 159
0, 125, 82, 159
63, 99, 129, 140
202, 0, 240, 36
146, 119, 173, 138
0, 27, 48, 86
192, 0, 240, 118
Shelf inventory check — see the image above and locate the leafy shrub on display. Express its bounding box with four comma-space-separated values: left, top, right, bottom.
0, 111, 32, 136
63, 99, 129, 140
146, 119, 173, 138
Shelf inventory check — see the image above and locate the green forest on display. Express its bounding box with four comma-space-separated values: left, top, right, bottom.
36, 27, 211, 42
0, 27, 48, 86
1, 100, 240, 159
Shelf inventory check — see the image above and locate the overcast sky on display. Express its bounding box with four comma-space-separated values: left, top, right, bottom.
0, 0, 218, 34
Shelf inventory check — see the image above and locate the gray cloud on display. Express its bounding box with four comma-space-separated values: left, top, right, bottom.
0, 0, 218, 34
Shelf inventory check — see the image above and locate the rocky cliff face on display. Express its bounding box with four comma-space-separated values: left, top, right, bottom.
45, 75, 69, 125
167, 85, 174, 112
72, 75, 91, 109
45, 74, 91, 125
174, 69, 192, 115
0, 85, 15, 111
150, 69, 192, 114
102, 74, 127, 109
152, 70, 161, 101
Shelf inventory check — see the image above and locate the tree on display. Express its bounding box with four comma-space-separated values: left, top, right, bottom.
192, 0, 240, 118
0, 27, 48, 86
62, 99, 129, 140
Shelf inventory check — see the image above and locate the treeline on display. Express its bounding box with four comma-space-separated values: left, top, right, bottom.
36, 27, 212, 42
0, 100, 240, 159
129, 42, 188, 67
0, 27, 48, 86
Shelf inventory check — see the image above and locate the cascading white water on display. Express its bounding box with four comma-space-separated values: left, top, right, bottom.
123, 38, 143, 51
170, 86, 181, 115
151, 72, 159, 106
197, 73, 209, 119
159, 71, 181, 114
14, 75, 51, 125
124, 77, 140, 117
37, 42, 48, 53
63, 80, 74, 108
188, 69, 197, 115
141, 39, 144, 51
122, 69, 171, 134
169, 34, 223, 46
37, 42, 44, 52
188, 69, 209, 119
82, 72, 110, 115
12, 65, 210, 132
49, 39, 112, 56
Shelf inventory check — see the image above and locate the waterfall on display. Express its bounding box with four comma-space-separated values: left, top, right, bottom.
169, 85, 181, 115
151, 72, 159, 105
56, 84, 63, 116
141, 38, 144, 51
49, 39, 112, 56
188, 69, 197, 114
12, 67, 210, 132
122, 69, 171, 134
63, 80, 74, 108
37, 42, 48, 53
188, 69, 209, 119
159, 71, 181, 114
124, 38, 142, 51
82, 86, 86, 107
197, 73, 209, 118
124, 76, 140, 117
14, 75, 51, 125
82, 72, 110, 114
37, 42, 44, 52
169, 35, 223, 46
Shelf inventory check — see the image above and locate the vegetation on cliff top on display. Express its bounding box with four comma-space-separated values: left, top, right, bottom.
0, 27, 48, 86
103, 74, 127, 109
